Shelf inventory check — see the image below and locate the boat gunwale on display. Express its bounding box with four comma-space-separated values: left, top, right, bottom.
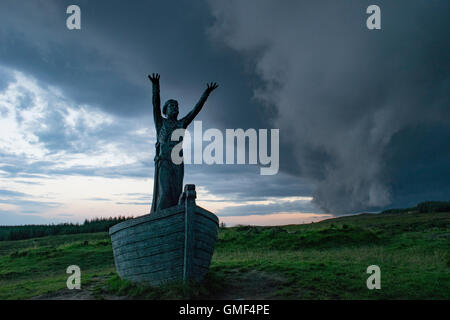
109, 204, 219, 236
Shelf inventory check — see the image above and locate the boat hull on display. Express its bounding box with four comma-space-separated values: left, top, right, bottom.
109, 189, 219, 285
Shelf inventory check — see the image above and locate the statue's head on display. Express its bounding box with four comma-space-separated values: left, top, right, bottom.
163, 99, 179, 119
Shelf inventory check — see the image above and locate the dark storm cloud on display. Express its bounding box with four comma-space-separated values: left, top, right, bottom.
186, 164, 313, 200
208, 0, 450, 214
383, 123, 450, 208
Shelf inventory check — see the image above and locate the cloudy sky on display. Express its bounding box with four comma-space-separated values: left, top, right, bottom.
0, 0, 448, 226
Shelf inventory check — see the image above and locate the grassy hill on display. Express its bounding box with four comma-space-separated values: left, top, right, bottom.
0, 209, 448, 299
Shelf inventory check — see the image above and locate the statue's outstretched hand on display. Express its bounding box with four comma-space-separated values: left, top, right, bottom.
206, 82, 218, 93
148, 73, 160, 85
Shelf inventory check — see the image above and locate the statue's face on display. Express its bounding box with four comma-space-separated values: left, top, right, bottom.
167, 101, 179, 119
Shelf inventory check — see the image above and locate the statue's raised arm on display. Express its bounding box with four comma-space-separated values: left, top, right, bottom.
182, 82, 218, 128
148, 73, 162, 131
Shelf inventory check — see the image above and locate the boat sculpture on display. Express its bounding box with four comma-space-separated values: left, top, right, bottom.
109, 185, 219, 285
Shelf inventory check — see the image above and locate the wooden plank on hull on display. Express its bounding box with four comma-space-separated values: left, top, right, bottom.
113, 232, 185, 258
118, 249, 185, 273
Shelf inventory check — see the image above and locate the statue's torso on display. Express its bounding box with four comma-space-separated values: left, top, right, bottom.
157, 119, 184, 161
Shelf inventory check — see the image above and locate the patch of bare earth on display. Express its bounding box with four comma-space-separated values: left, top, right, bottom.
213, 269, 290, 300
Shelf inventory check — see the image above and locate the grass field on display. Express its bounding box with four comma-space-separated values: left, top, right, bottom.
0, 210, 448, 299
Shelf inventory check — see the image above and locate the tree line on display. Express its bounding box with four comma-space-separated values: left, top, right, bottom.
0, 216, 132, 241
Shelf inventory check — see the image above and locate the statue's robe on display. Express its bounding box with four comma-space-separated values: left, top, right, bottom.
150, 118, 185, 212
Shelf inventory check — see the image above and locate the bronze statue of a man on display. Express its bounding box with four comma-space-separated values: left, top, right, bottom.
148, 73, 218, 212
